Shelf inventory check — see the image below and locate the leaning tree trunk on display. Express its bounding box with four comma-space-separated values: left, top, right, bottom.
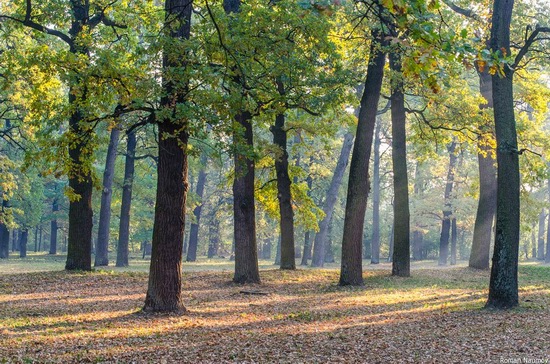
339, 30, 386, 286
438, 142, 457, 266
187, 153, 208, 262
537, 209, 545, 260
272, 112, 295, 270
95, 127, 121, 267
19, 229, 28, 258
486, 0, 520, 309
470, 70, 497, 270
116, 130, 136, 267
371, 117, 382, 264
311, 132, 354, 267
390, 51, 410, 277
143, 0, 192, 313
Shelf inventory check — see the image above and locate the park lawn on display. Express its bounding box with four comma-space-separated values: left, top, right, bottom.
0, 263, 549, 363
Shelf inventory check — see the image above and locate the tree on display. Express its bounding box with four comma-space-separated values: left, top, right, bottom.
537, 208, 546, 260
371, 117, 382, 264
116, 130, 137, 267
438, 142, 457, 266
187, 153, 208, 262
95, 127, 121, 267
340, 29, 386, 286
143, 0, 193, 313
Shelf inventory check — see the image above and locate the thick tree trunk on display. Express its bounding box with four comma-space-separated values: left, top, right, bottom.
187, 153, 208, 262
116, 130, 136, 267
390, 52, 410, 277
438, 142, 457, 266
339, 30, 386, 285
470, 71, 497, 270
232, 111, 261, 283
143, 0, 192, 313
311, 132, 354, 267
19, 229, 28, 258
95, 127, 121, 267
272, 112, 295, 270
486, 0, 520, 309
371, 118, 382, 264
450, 218, 457, 265
537, 209, 545, 260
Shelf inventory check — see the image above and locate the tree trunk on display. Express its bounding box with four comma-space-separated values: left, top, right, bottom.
11, 229, 18, 252
340, 30, 386, 286
537, 209, 545, 260
272, 112, 295, 270
387, 225, 394, 262
187, 153, 208, 262
311, 133, 354, 267
34, 226, 38, 252
116, 130, 136, 267
0, 216, 9, 259
300, 231, 311, 266
371, 117, 382, 264
390, 52, 410, 277
546, 177, 550, 264
469, 71, 497, 270
412, 162, 424, 260
207, 218, 220, 258
19, 229, 28, 258
486, 0, 520, 309
438, 142, 457, 266
450, 218, 457, 265
95, 127, 121, 267
143, 0, 192, 313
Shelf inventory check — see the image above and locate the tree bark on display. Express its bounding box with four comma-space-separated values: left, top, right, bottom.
0, 200, 9, 259
537, 209, 545, 260
451, 218, 457, 265
390, 52, 410, 277
95, 127, 121, 267
272, 112, 295, 270
438, 142, 457, 266
19, 229, 28, 258
339, 30, 386, 285
116, 130, 136, 267
546, 177, 550, 264
311, 132, 354, 267
469, 70, 497, 270
143, 0, 192, 313
486, 0, 520, 309
187, 153, 208, 262
371, 117, 382, 264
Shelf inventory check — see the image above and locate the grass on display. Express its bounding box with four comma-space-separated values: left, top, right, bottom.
0, 255, 549, 363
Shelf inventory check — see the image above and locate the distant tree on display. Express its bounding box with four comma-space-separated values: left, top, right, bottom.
438, 142, 457, 266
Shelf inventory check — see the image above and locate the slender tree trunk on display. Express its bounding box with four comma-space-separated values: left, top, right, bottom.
274, 235, 281, 265
19, 229, 28, 258
537, 209, 545, 260
95, 127, 121, 267
412, 162, 424, 260
11, 229, 17, 252
311, 132, 354, 267
390, 52, 410, 277
34, 226, 38, 252
38, 226, 42, 252
272, 111, 295, 270
340, 30, 386, 285
116, 130, 136, 267
143, 0, 192, 313
438, 142, 457, 266
486, 0, 520, 309
207, 218, 219, 258
546, 177, 550, 264
300, 231, 311, 266
0, 217, 9, 259
262, 238, 272, 260
387, 225, 394, 262
187, 154, 208, 262
371, 117, 382, 264
470, 71, 497, 269
451, 218, 458, 265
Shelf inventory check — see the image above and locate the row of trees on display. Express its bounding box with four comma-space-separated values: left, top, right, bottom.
0, 0, 549, 311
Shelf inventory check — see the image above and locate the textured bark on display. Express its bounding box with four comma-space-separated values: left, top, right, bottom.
390, 52, 410, 277
438, 142, 457, 266
19, 229, 28, 258
232, 111, 261, 283
469, 71, 497, 270
537, 209, 545, 260
311, 132, 354, 267
272, 112, 295, 270
371, 118, 381, 264
339, 30, 386, 285
187, 153, 208, 262
143, 0, 192, 313
450, 218, 457, 265
486, 0, 520, 309
116, 130, 136, 267
95, 127, 121, 267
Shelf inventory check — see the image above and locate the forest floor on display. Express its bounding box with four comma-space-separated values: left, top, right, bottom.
0, 257, 549, 363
